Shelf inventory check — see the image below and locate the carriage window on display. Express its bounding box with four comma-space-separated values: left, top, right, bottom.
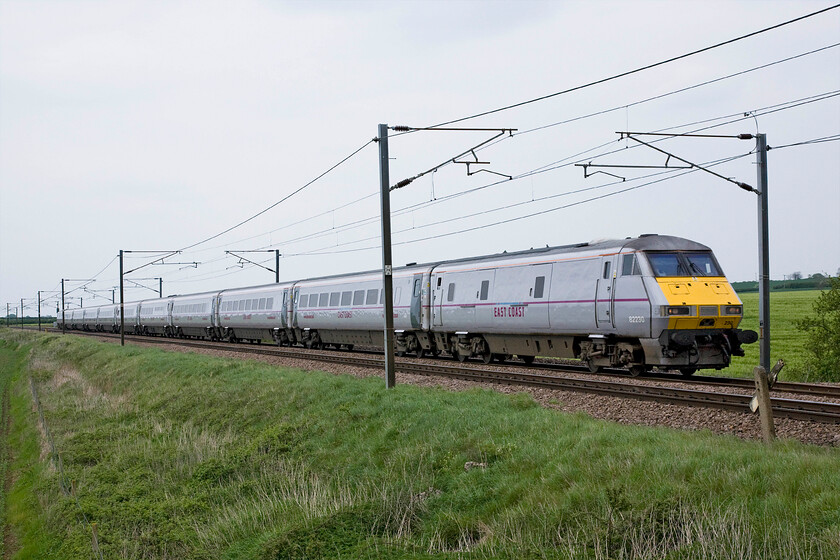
298, 295, 307, 308
534, 276, 545, 299
353, 290, 365, 305
447, 283, 456, 302
366, 289, 378, 305
477, 280, 488, 301
379, 289, 384, 304
341, 291, 352, 306
394, 287, 402, 303
330, 292, 340, 306
259, 298, 266, 310
266, 297, 273, 309
245, 300, 252, 311
603, 262, 611, 279
234, 301, 239, 311
622, 254, 641, 276
413, 278, 421, 297
319, 293, 329, 307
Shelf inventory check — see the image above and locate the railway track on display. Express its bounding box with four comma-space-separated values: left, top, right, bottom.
49, 329, 840, 425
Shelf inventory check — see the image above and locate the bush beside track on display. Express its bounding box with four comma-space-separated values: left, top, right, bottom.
1, 330, 839, 559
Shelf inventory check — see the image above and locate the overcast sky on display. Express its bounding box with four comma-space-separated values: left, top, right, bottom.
1, 0, 838, 313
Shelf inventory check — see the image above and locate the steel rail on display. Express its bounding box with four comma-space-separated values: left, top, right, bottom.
50, 329, 840, 424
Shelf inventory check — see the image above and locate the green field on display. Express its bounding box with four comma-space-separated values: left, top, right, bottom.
720, 289, 821, 380
1, 329, 839, 559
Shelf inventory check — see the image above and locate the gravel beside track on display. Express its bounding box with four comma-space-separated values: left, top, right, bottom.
61, 332, 840, 446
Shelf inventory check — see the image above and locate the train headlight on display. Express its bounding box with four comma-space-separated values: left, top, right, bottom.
666, 306, 691, 316
723, 305, 742, 316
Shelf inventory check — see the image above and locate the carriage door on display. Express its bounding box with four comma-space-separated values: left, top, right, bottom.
410, 274, 423, 329
291, 287, 300, 327
211, 295, 220, 328
280, 289, 289, 328
595, 256, 617, 328
432, 274, 444, 326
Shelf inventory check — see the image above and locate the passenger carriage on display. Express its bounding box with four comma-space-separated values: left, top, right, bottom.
291, 267, 432, 353
216, 283, 293, 343
169, 292, 216, 339
137, 298, 172, 336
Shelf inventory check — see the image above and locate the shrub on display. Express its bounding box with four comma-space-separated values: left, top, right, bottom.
797, 277, 840, 381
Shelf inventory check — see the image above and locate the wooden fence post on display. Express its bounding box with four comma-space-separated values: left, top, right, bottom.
753, 366, 776, 443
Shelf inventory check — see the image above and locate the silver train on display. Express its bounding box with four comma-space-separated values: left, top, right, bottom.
61, 235, 757, 375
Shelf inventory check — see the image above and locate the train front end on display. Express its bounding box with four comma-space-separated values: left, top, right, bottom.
638, 244, 757, 374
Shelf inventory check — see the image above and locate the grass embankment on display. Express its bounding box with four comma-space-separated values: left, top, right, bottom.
720, 290, 821, 380
1, 329, 839, 559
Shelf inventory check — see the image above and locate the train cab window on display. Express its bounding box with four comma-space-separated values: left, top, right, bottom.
533, 276, 545, 299
353, 290, 365, 305
684, 252, 722, 276
330, 292, 340, 306
266, 297, 274, 309
366, 289, 378, 305
341, 291, 352, 306
319, 293, 329, 307
447, 283, 456, 302
622, 254, 641, 276
259, 298, 266, 310
644, 251, 722, 277
299, 295, 307, 308
480, 280, 489, 300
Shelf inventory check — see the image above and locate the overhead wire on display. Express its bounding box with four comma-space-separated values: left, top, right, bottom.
165, 92, 838, 284
287, 152, 757, 257
410, 4, 840, 130
222, 90, 840, 256
286, 150, 755, 257
167, 43, 840, 277
769, 134, 840, 150
176, 138, 375, 252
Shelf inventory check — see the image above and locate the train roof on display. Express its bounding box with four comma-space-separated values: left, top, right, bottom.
103, 234, 713, 305
291, 234, 711, 283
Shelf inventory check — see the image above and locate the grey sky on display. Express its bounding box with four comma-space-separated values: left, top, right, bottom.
1, 0, 838, 313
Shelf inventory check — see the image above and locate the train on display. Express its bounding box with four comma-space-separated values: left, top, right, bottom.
59, 234, 758, 376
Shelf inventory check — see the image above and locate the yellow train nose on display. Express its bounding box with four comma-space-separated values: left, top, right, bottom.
657, 278, 743, 330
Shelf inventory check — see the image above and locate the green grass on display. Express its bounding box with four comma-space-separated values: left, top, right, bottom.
2, 330, 840, 559
719, 290, 822, 380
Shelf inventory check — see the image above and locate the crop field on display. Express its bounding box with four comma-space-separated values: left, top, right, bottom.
719, 289, 821, 380
1, 329, 839, 559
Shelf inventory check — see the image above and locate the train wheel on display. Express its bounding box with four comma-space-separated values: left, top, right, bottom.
680, 367, 697, 377
628, 365, 645, 377
416, 348, 427, 359
584, 359, 600, 373
482, 352, 494, 365
396, 350, 405, 357
520, 355, 535, 365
